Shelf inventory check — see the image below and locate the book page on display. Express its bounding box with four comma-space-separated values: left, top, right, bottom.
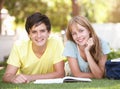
33, 78, 63, 84
33, 77, 92, 84
63, 76, 92, 82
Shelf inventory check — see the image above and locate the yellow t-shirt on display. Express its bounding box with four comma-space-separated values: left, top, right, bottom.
7, 35, 64, 75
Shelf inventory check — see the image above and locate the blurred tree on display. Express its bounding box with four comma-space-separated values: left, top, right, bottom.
4, 0, 48, 23
44, 0, 71, 31
71, 0, 80, 16
107, 0, 120, 23
3, 0, 71, 32
79, 0, 108, 23
78, 0, 120, 23
3, 0, 120, 33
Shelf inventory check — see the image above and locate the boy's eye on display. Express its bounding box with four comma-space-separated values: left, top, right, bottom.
31, 31, 37, 33
40, 29, 46, 32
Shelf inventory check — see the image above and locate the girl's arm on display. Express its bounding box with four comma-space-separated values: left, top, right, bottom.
85, 51, 107, 78
68, 57, 94, 78
84, 38, 107, 78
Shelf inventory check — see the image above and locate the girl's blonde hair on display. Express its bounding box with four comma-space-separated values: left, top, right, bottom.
66, 16, 103, 62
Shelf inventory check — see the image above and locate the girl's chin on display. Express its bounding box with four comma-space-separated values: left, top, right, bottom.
78, 43, 87, 47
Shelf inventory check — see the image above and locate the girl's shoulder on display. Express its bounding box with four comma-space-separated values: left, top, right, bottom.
64, 40, 77, 51
99, 38, 111, 54
98, 37, 108, 44
65, 40, 76, 46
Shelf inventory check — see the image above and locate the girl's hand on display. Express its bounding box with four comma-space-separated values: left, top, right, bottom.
85, 38, 94, 52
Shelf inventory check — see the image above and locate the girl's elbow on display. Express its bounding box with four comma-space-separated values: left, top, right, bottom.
95, 73, 104, 79
95, 76, 102, 79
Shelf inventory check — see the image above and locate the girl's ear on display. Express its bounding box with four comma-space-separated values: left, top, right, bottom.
89, 33, 92, 38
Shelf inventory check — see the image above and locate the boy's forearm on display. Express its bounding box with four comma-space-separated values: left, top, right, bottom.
2, 73, 15, 83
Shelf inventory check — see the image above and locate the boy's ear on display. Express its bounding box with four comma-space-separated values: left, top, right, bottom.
48, 31, 51, 36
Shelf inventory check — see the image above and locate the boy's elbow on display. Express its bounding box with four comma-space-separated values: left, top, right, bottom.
2, 73, 13, 83
60, 72, 65, 78
2, 75, 7, 83
58, 71, 65, 78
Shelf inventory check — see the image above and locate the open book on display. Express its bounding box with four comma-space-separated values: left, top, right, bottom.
33, 76, 92, 84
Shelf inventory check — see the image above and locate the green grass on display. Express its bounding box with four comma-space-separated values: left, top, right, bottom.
0, 68, 120, 89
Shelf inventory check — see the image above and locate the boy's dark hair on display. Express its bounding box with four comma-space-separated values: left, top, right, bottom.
25, 12, 51, 34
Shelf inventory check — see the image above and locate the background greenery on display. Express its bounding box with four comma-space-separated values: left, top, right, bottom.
3, 0, 120, 32
108, 49, 120, 60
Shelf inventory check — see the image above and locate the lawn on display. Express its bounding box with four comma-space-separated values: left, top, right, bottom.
0, 68, 120, 89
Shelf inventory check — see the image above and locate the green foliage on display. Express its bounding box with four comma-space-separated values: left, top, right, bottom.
4, 0, 48, 23
78, 0, 120, 23
107, 0, 120, 22
3, 0, 120, 33
79, 0, 109, 23
0, 61, 7, 67
0, 55, 8, 67
4, 0, 71, 32
108, 49, 120, 60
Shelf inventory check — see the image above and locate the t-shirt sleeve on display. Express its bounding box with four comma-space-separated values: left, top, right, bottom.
63, 41, 77, 58
101, 39, 111, 54
7, 41, 21, 67
53, 37, 65, 64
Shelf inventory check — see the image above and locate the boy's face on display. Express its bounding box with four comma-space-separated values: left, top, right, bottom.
29, 23, 50, 47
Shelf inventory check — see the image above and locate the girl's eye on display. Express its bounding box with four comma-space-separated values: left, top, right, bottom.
78, 29, 84, 32
71, 32, 76, 36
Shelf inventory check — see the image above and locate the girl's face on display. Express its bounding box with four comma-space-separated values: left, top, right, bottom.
29, 23, 50, 47
71, 23, 90, 46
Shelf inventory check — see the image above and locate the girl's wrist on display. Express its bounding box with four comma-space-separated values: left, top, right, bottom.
85, 49, 90, 54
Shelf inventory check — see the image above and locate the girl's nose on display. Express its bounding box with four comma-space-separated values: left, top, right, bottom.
76, 33, 80, 38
